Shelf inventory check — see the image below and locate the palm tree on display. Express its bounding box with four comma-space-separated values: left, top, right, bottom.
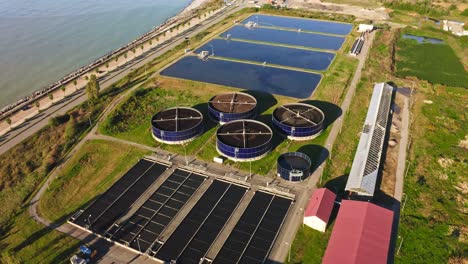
149, 40, 153, 46
115, 56, 119, 63
73, 79, 78, 91
140, 45, 144, 52
106, 63, 109, 69
124, 53, 128, 63
85, 75, 89, 81
6, 117, 12, 128
35, 101, 40, 111
61, 85, 66, 97
48, 93, 54, 102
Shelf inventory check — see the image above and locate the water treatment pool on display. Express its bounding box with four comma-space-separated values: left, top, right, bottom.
161, 56, 321, 99
221, 26, 345, 50
195, 39, 335, 71
243, 14, 353, 35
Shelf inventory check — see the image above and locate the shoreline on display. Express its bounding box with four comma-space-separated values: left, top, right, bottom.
0, 0, 212, 119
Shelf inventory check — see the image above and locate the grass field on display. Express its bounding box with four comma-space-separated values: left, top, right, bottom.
395, 30, 467, 88
396, 86, 467, 263
40, 140, 150, 222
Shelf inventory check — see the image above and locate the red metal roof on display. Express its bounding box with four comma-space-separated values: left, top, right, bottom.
322, 200, 394, 264
304, 188, 336, 222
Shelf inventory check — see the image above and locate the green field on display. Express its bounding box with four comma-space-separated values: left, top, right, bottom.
396, 86, 467, 263
395, 31, 467, 88
40, 140, 150, 222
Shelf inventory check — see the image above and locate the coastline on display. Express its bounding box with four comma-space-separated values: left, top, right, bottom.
0, 0, 212, 119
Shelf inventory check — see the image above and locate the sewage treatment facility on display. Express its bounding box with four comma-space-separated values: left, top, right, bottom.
66, 13, 359, 264
160, 14, 352, 99
69, 158, 294, 264
216, 119, 273, 162
208, 92, 257, 124
272, 103, 325, 140
151, 107, 204, 144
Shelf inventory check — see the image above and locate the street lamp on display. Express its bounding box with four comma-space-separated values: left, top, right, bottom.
285, 242, 291, 262
87, 214, 92, 228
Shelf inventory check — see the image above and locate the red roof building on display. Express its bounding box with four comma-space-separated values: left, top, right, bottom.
322, 200, 394, 264
303, 188, 336, 232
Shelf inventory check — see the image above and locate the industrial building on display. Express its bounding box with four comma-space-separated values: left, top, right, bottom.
216, 119, 273, 161
151, 107, 204, 144
303, 188, 336, 232
277, 152, 312, 182
322, 200, 394, 264
345, 83, 394, 197
208, 92, 257, 124
272, 103, 324, 140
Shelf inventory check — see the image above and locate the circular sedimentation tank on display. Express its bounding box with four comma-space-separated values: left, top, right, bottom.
272, 103, 325, 140
277, 152, 312, 182
208, 92, 257, 124
151, 107, 204, 144
216, 119, 272, 162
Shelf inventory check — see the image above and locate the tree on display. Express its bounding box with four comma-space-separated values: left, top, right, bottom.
65, 115, 78, 141
61, 85, 66, 96
85, 74, 100, 101
115, 56, 118, 63
35, 101, 40, 111
149, 40, 153, 46
106, 63, 109, 69
95, 68, 99, 73
73, 79, 78, 91
156, 37, 159, 42
131, 48, 136, 55
6, 117, 12, 127
48, 93, 54, 102
124, 53, 128, 62
85, 75, 89, 81
140, 45, 144, 52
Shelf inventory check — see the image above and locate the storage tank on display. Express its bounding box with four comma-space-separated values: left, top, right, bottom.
151, 107, 204, 144
216, 119, 272, 162
277, 152, 312, 182
272, 103, 324, 140
208, 92, 257, 124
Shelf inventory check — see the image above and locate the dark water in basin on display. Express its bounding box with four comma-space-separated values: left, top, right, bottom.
161, 56, 321, 99
221, 26, 345, 50
195, 39, 335, 71
243, 14, 353, 35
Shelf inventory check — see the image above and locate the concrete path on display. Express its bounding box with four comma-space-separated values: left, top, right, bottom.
394, 96, 410, 201
268, 31, 377, 263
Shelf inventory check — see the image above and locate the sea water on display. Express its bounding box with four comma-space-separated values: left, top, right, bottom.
0, 0, 191, 108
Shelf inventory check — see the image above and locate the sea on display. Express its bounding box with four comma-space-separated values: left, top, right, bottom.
0, 0, 192, 108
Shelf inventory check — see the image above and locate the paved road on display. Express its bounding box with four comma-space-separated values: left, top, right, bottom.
0, 3, 242, 156
268, 31, 377, 263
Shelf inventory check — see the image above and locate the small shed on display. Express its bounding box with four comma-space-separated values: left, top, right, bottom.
303, 188, 336, 232
358, 24, 374, 32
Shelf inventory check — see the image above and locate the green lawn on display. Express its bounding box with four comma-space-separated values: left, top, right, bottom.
285, 225, 334, 264
40, 140, 150, 222
395, 31, 467, 88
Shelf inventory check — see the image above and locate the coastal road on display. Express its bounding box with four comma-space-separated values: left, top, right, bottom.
0, 3, 243, 156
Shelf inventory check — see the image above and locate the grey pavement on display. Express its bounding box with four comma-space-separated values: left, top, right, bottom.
394, 96, 410, 201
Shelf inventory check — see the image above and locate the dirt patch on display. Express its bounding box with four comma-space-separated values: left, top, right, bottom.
458, 135, 468, 150
438, 157, 454, 168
